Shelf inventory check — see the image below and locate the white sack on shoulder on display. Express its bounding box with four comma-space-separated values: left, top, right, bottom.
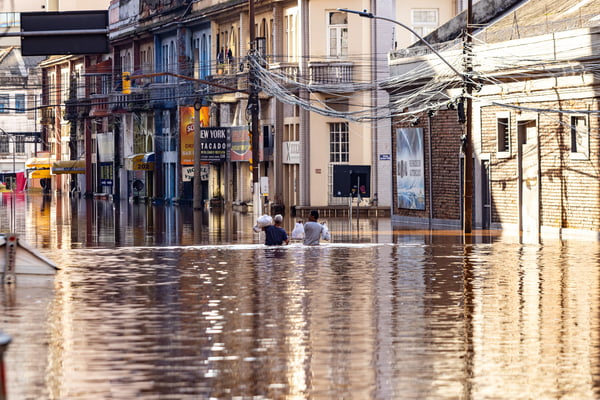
256, 214, 273, 228
254, 214, 273, 232
291, 222, 305, 239
321, 222, 331, 241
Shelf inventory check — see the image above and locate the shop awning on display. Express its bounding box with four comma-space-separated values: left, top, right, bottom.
25, 157, 52, 169
29, 169, 51, 179
142, 152, 155, 163
51, 160, 86, 174
125, 153, 154, 171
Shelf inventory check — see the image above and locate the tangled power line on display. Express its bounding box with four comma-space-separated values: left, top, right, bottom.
8, 22, 600, 133
250, 28, 600, 126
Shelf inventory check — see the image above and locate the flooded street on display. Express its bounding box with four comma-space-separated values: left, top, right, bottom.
1, 193, 600, 399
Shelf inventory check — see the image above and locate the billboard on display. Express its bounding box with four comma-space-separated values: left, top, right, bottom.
396, 127, 425, 210
21, 11, 108, 56
179, 106, 216, 164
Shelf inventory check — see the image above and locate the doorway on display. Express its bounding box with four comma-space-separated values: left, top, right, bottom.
518, 119, 540, 244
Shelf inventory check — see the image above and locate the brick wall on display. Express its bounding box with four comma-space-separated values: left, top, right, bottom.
481, 99, 600, 231
392, 109, 462, 222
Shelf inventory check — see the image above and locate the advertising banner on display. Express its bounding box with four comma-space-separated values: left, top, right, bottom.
230, 126, 251, 162
396, 127, 425, 210
180, 106, 211, 165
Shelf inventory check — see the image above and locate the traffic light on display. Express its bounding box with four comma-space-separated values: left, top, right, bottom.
122, 71, 131, 94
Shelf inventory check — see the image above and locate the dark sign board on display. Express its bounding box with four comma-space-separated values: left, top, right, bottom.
333, 165, 371, 198
21, 11, 108, 56
200, 127, 230, 162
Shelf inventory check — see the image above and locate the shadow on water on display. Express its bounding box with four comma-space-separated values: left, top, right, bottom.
1, 193, 600, 399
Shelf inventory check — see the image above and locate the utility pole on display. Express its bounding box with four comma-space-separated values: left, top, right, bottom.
340, 6, 473, 234
248, 0, 261, 216
463, 0, 474, 234
193, 101, 202, 209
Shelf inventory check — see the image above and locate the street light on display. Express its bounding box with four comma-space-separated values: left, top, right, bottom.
338, 8, 465, 80
337, 7, 474, 233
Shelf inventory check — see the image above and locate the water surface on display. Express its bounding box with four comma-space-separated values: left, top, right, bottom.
1, 193, 599, 399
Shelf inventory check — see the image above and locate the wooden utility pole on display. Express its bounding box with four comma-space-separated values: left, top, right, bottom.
463, 0, 474, 234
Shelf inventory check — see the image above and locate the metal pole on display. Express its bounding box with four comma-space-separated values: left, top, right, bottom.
463, 0, 474, 234
249, 0, 262, 216
193, 103, 202, 210
12, 137, 15, 233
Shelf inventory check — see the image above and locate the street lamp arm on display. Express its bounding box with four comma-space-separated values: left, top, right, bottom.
338, 8, 465, 80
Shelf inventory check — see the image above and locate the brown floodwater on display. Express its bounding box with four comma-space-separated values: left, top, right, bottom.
0, 193, 599, 399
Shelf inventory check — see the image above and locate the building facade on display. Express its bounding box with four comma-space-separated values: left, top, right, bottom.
388, 0, 600, 240
36, 0, 461, 214
0, 47, 44, 190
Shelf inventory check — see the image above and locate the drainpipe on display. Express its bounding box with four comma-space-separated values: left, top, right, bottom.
370, 0, 378, 209
299, 0, 310, 206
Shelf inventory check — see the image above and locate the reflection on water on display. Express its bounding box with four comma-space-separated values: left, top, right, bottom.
1, 194, 600, 398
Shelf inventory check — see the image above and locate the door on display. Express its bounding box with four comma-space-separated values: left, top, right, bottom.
481, 160, 491, 229
519, 120, 540, 244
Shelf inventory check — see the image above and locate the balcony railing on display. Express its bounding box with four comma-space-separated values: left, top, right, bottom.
148, 81, 195, 109
39, 106, 55, 125
127, 90, 151, 112
89, 94, 109, 117
110, 93, 129, 113
268, 63, 299, 88
204, 73, 248, 96
308, 61, 354, 86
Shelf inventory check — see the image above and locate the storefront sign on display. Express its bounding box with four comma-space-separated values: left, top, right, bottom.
199, 128, 229, 162
181, 165, 209, 182
283, 141, 300, 164
180, 106, 213, 165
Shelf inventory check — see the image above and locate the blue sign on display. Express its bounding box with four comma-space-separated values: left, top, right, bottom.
379, 154, 391, 160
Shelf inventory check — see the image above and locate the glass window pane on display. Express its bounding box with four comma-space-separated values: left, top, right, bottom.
341, 28, 348, 56
329, 11, 347, 25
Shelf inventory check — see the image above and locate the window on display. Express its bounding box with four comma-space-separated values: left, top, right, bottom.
61, 68, 70, 102
0, 95, 8, 113
15, 94, 25, 113
75, 64, 84, 98
327, 11, 348, 58
141, 48, 149, 72
0, 136, 8, 153
0, 13, 19, 28
496, 112, 510, 157
570, 115, 589, 159
411, 9, 439, 40
48, 72, 56, 105
285, 7, 298, 62
15, 136, 24, 153
329, 122, 349, 163
161, 39, 175, 82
